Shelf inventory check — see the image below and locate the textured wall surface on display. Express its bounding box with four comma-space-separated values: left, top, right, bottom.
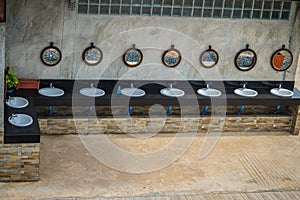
5, 1, 300, 81
0, 23, 5, 133
38, 116, 292, 135
0, 143, 40, 182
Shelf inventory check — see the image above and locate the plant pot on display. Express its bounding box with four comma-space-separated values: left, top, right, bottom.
7, 87, 15, 93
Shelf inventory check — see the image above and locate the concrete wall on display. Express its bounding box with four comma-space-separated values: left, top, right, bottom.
0, 23, 5, 134
5, 0, 300, 81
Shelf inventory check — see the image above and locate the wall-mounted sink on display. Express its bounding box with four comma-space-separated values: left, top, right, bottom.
39, 83, 64, 97
5, 96, 29, 108
197, 85, 221, 97
234, 84, 258, 97
8, 113, 33, 127
121, 84, 145, 97
80, 83, 105, 97
270, 85, 294, 97
160, 84, 185, 97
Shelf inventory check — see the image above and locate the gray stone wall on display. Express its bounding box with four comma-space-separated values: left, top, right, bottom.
5, 1, 300, 81
0, 23, 5, 135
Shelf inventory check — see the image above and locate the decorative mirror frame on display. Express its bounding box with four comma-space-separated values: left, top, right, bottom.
271, 45, 293, 71
123, 44, 143, 67
40, 42, 62, 67
234, 44, 257, 71
82, 42, 103, 66
200, 45, 219, 68
162, 45, 181, 67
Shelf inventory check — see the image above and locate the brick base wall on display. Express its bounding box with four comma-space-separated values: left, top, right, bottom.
38, 115, 291, 135
0, 143, 40, 182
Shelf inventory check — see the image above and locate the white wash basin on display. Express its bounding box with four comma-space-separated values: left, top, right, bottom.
80, 84, 105, 97
270, 85, 293, 97
234, 85, 258, 97
5, 96, 29, 108
8, 113, 33, 127
160, 84, 185, 97
39, 83, 64, 97
121, 84, 145, 97
197, 86, 221, 97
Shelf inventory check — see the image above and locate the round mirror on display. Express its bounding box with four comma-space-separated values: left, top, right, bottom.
123, 44, 143, 67
271, 45, 293, 71
234, 44, 257, 71
162, 45, 181, 67
200, 45, 219, 68
40, 42, 62, 67
82, 43, 103, 66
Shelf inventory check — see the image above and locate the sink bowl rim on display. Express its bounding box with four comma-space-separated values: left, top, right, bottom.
8, 113, 33, 127
160, 88, 185, 97
121, 87, 146, 97
79, 87, 106, 97
5, 97, 29, 108
234, 88, 258, 97
270, 88, 294, 97
38, 87, 65, 97
197, 88, 222, 97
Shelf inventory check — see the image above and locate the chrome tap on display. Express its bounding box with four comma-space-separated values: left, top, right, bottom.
169, 84, 173, 89
9, 113, 17, 120
278, 84, 282, 89
90, 83, 94, 88
131, 83, 134, 88
50, 83, 53, 88
243, 84, 246, 89
206, 84, 210, 89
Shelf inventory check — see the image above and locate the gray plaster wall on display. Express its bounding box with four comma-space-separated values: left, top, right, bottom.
0, 24, 5, 130
5, 0, 300, 81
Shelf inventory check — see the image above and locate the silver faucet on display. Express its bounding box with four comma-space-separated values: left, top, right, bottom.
243, 84, 246, 89
169, 84, 173, 89
9, 113, 17, 120
206, 84, 210, 89
90, 83, 94, 88
8, 96, 14, 101
130, 83, 134, 88
278, 84, 282, 89
50, 83, 53, 88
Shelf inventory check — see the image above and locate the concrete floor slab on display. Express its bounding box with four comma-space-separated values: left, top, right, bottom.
0, 133, 300, 200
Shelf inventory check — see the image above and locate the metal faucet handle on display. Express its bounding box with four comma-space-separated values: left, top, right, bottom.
50, 83, 53, 88
130, 83, 134, 88
8, 96, 14, 101
90, 83, 94, 88
206, 84, 210, 89
9, 113, 17, 120
243, 84, 246, 89
169, 84, 173, 89
278, 84, 282, 89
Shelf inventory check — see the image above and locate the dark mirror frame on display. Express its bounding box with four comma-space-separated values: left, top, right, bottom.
82, 42, 103, 66
40, 42, 62, 67
234, 44, 257, 71
162, 44, 181, 67
271, 45, 293, 71
200, 45, 219, 68
123, 44, 143, 67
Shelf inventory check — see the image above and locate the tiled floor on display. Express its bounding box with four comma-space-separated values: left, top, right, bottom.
0, 133, 300, 200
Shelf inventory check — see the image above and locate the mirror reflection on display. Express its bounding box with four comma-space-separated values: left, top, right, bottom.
200, 46, 219, 68
271, 47, 293, 71
235, 45, 257, 71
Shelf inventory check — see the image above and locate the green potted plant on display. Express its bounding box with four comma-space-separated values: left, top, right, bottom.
6, 67, 19, 93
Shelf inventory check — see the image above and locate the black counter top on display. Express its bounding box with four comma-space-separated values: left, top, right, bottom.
4, 98, 40, 144
12, 80, 300, 106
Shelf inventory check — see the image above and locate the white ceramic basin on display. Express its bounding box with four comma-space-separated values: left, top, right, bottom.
8, 114, 33, 127
80, 87, 105, 97
39, 86, 64, 97
234, 88, 258, 97
160, 85, 185, 97
270, 87, 294, 97
5, 97, 29, 108
121, 84, 145, 97
197, 88, 221, 97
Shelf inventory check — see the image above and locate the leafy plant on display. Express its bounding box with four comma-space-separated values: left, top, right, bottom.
6, 68, 19, 88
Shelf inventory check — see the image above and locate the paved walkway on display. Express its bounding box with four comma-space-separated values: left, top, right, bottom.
1, 133, 300, 200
